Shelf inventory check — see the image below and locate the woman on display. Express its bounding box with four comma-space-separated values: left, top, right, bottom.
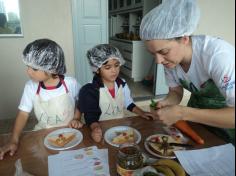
140, 0, 235, 144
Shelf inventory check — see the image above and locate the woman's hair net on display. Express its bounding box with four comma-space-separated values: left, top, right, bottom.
87, 44, 125, 72
140, 0, 200, 40
22, 39, 66, 75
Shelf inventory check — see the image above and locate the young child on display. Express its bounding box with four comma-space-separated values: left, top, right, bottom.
78, 44, 155, 142
0, 39, 83, 160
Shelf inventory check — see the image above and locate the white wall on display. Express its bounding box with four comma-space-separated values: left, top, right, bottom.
0, 0, 75, 119
196, 0, 235, 45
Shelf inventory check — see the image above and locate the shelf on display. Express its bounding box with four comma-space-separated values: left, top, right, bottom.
110, 37, 140, 43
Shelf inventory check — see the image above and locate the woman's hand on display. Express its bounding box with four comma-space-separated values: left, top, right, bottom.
68, 119, 84, 129
0, 142, 18, 160
156, 99, 170, 109
156, 105, 184, 126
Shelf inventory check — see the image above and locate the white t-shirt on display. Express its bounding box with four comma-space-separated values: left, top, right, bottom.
19, 76, 80, 113
165, 35, 235, 107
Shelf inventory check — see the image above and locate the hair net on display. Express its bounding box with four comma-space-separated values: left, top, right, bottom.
140, 0, 200, 40
22, 39, 66, 75
87, 44, 125, 72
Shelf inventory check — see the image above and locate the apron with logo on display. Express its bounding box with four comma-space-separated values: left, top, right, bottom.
180, 79, 235, 144
99, 86, 124, 121
33, 79, 75, 130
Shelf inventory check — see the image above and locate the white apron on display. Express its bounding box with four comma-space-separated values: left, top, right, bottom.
33, 79, 75, 130
99, 86, 124, 121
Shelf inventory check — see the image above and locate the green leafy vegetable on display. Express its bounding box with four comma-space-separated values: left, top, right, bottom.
150, 99, 157, 108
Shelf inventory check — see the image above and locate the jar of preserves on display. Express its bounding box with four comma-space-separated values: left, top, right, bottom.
117, 144, 143, 176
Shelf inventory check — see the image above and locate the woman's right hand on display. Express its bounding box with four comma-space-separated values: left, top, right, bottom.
156, 99, 169, 109
0, 142, 18, 160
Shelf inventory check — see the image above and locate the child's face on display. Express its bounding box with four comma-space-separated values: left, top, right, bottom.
26, 66, 51, 82
98, 58, 120, 83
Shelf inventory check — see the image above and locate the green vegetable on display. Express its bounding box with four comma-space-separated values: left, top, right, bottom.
150, 99, 157, 109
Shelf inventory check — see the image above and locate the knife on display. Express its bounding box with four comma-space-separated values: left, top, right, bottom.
147, 141, 193, 148
168, 142, 193, 148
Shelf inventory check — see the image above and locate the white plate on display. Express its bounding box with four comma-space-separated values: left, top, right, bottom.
144, 134, 185, 159
44, 128, 83, 151
104, 126, 141, 147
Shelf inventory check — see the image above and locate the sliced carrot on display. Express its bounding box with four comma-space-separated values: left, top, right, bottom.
174, 120, 205, 145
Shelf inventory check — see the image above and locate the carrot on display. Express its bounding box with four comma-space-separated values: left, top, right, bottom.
174, 120, 205, 145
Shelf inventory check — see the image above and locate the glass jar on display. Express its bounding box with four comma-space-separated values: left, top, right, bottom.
117, 144, 143, 176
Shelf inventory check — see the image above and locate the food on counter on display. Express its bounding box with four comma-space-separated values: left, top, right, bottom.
152, 159, 186, 176
148, 139, 174, 156
48, 132, 76, 147
153, 165, 175, 176
112, 129, 135, 144
174, 120, 205, 144
147, 135, 181, 157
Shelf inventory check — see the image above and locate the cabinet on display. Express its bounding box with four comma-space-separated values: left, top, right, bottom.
109, 0, 161, 82
109, 0, 161, 39
110, 38, 154, 82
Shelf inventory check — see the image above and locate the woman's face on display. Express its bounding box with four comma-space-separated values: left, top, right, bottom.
145, 38, 188, 69
98, 58, 121, 83
26, 66, 50, 82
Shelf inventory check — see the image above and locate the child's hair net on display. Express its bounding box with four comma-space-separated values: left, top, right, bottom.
87, 44, 125, 72
22, 39, 66, 75
140, 0, 200, 40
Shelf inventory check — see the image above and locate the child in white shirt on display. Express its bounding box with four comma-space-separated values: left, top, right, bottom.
0, 39, 83, 159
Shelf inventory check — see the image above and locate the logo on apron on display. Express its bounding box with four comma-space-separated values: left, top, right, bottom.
99, 86, 124, 121
33, 80, 75, 130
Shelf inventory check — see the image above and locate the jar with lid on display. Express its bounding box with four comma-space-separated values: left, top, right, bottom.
117, 143, 143, 176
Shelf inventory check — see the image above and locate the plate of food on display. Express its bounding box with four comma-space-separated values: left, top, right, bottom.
144, 134, 191, 159
104, 126, 141, 147
44, 128, 83, 150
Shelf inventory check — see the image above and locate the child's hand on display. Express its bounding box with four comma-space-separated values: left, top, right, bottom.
68, 119, 83, 129
140, 111, 156, 120
91, 126, 103, 143
0, 142, 18, 160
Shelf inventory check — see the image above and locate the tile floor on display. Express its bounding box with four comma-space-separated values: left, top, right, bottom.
0, 90, 191, 135
120, 73, 154, 99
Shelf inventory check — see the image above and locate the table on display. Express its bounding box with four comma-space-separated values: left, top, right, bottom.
0, 116, 226, 176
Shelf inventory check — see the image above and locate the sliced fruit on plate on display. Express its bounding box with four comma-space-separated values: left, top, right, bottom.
112, 129, 135, 144
148, 142, 175, 156
48, 132, 76, 147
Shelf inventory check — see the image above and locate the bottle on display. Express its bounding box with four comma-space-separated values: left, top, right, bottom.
117, 144, 143, 176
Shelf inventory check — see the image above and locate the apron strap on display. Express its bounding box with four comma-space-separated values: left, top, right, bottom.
36, 78, 69, 95
61, 78, 69, 93
36, 82, 41, 95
